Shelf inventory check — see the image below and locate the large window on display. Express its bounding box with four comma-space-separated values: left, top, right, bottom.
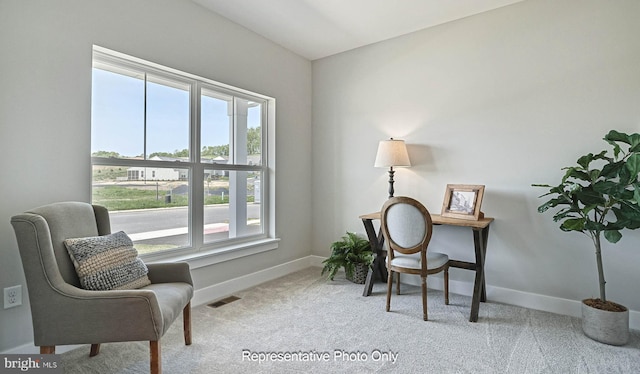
91, 46, 274, 259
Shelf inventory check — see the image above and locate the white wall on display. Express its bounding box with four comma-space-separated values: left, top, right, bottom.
2, 0, 639, 354
312, 0, 640, 321
0, 0, 311, 352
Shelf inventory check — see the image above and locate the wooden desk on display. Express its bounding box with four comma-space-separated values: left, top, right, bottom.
359, 212, 494, 322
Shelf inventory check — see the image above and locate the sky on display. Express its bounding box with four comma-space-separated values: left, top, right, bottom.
91, 68, 260, 158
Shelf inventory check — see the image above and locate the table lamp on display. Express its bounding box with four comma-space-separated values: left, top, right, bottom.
374, 138, 411, 198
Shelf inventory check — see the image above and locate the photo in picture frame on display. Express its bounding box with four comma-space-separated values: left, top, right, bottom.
441, 184, 485, 220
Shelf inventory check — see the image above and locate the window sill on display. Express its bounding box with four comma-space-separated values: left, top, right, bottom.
145, 238, 280, 269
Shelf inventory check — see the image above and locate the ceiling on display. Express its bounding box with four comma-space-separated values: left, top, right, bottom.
193, 0, 525, 60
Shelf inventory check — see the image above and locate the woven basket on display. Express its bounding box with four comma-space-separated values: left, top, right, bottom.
347, 263, 369, 284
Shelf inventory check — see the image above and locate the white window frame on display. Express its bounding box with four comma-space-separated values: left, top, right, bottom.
91, 46, 278, 268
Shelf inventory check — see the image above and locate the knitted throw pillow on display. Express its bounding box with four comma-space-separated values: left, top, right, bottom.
64, 231, 151, 290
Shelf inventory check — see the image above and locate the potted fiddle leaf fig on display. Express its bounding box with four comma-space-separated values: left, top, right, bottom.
533, 129, 640, 345
321, 232, 373, 284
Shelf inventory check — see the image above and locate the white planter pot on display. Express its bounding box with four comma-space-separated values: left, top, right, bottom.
581, 299, 629, 346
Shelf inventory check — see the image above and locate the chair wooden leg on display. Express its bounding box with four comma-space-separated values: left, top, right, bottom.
386, 270, 393, 312
150, 341, 161, 374
396, 272, 401, 295
40, 346, 55, 354
89, 344, 100, 357
183, 302, 192, 345
444, 267, 450, 305
422, 276, 428, 321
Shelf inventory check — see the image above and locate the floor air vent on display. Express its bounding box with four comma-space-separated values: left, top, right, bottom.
208, 296, 240, 308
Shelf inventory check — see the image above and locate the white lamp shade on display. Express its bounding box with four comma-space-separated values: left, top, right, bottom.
374, 139, 411, 168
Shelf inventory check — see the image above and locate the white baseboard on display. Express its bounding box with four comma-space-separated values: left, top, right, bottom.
401, 273, 640, 330
194, 257, 640, 330
192, 255, 324, 307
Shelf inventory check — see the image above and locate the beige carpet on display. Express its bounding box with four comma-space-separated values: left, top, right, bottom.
62, 267, 640, 373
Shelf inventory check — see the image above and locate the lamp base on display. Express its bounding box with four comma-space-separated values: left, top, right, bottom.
387, 168, 395, 199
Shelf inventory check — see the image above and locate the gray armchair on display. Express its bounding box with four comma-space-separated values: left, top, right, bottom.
10, 201, 193, 374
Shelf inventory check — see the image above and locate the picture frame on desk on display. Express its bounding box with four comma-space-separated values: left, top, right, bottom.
441, 184, 485, 221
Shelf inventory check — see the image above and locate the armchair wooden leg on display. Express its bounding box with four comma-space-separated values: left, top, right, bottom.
89, 344, 100, 357
40, 346, 55, 354
183, 302, 192, 345
150, 341, 161, 374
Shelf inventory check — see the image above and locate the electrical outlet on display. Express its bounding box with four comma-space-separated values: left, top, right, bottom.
4, 285, 22, 309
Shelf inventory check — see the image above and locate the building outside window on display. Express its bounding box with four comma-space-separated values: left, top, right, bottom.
91, 46, 275, 260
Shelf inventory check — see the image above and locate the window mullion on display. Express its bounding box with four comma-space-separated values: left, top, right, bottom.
144, 73, 148, 160
191, 82, 204, 251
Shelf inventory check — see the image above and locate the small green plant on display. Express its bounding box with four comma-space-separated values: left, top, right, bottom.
321, 232, 373, 281
533, 130, 640, 307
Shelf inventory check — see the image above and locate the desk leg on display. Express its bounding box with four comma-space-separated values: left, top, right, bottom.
469, 226, 490, 322
362, 218, 386, 297
480, 226, 490, 302
363, 266, 375, 297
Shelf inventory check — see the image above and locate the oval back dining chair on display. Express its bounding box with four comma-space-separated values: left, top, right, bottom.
380, 196, 449, 321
